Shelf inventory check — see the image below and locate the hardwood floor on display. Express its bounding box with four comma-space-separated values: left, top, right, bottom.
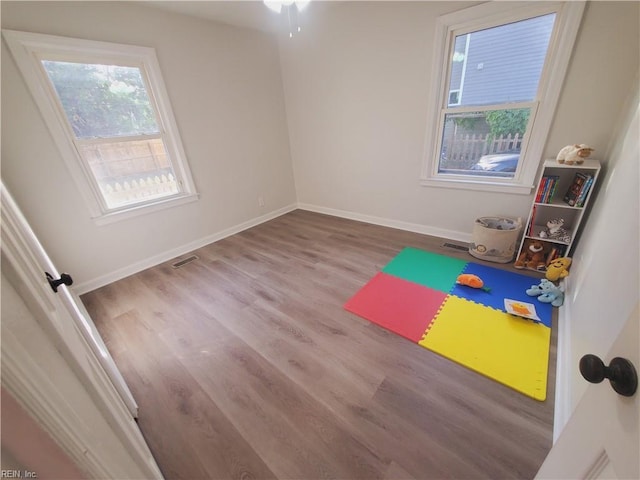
82, 210, 556, 480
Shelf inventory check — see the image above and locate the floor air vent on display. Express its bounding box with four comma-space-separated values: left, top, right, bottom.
172, 255, 199, 268
442, 242, 469, 252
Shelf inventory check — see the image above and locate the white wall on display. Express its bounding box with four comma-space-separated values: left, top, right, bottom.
279, 1, 639, 238
1, 1, 296, 291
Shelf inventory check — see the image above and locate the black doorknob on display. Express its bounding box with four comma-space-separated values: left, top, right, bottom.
579, 354, 638, 397
45, 271, 73, 293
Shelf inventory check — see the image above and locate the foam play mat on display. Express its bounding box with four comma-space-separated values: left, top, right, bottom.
344, 247, 553, 401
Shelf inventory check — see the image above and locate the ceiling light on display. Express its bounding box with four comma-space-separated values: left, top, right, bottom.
264, 1, 283, 14
263, 0, 310, 38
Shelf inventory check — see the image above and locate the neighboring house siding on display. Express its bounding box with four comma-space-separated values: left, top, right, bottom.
458, 14, 555, 106
448, 35, 467, 100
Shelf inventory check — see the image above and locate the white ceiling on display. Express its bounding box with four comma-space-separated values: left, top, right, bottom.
142, 1, 322, 34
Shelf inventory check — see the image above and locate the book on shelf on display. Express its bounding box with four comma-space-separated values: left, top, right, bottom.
563, 172, 592, 207
544, 244, 567, 267
576, 175, 594, 207
546, 176, 560, 203
528, 205, 537, 235
534, 177, 546, 203
536, 175, 560, 204
541, 177, 551, 203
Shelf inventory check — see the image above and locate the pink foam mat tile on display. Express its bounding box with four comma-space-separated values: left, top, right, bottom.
344, 272, 448, 342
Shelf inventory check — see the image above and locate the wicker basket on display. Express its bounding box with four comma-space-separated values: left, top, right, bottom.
469, 216, 522, 264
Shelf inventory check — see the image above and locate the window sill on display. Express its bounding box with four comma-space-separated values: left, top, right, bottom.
419, 176, 534, 195
92, 193, 199, 226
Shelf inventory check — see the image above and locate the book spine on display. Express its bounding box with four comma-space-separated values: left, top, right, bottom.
535, 176, 547, 203
564, 172, 588, 206
546, 176, 560, 203
545, 247, 558, 267
528, 205, 537, 235
541, 177, 551, 204
576, 175, 594, 207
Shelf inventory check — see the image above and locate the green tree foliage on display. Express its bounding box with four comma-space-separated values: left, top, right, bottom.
452, 116, 481, 131
42, 61, 158, 139
485, 108, 530, 139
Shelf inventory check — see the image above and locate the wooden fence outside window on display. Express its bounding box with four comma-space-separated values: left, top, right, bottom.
442, 133, 522, 169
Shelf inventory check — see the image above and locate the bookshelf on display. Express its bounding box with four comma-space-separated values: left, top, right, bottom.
515, 158, 601, 272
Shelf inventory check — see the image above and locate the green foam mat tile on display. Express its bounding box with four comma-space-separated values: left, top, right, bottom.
382, 247, 467, 292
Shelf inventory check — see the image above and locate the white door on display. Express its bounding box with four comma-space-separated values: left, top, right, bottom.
536, 304, 639, 479
2, 182, 163, 478
1, 183, 137, 416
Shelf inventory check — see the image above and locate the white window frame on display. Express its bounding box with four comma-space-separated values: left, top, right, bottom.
448, 89, 461, 107
2, 30, 198, 225
420, 1, 585, 195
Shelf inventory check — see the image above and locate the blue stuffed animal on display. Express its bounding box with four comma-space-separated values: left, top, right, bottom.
526, 278, 565, 307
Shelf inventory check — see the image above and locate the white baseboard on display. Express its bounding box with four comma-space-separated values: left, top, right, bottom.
297, 203, 472, 244
75, 201, 471, 294
74, 203, 298, 294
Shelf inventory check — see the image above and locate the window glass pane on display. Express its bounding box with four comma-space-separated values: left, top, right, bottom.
448, 13, 555, 107
42, 61, 160, 139
439, 108, 530, 177
78, 138, 179, 209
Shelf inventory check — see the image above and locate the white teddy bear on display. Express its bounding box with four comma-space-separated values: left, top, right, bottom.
556, 144, 594, 165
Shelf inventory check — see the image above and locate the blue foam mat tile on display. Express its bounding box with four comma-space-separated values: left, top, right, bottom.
450, 262, 553, 328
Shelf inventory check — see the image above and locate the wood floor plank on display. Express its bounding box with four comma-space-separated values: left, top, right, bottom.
181, 337, 390, 479
82, 209, 556, 479
384, 461, 416, 480
110, 309, 278, 480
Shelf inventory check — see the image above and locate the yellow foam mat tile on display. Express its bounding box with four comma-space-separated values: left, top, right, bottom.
419, 296, 550, 401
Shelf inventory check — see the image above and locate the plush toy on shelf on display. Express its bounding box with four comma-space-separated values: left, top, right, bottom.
526, 279, 565, 307
556, 144, 594, 165
514, 239, 547, 270
539, 218, 572, 243
546, 257, 572, 282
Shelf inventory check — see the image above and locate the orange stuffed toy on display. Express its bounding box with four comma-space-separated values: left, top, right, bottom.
514, 239, 547, 270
